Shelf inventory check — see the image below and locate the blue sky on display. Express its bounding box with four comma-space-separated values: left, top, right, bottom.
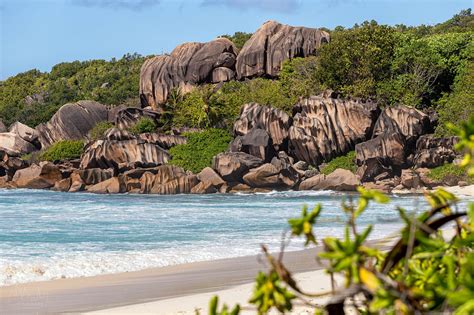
1, 0, 471, 80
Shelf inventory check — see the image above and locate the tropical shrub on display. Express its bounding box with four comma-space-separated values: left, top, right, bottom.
317, 21, 398, 99
172, 87, 212, 128
88, 121, 114, 140
211, 117, 474, 314
320, 151, 356, 175
436, 58, 474, 136
220, 32, 253, 49
169, 129, 232, 173
279, 57, 321, 100
0, 53, 145, 127
128, 117, 157, 134
39, 140, 84, 161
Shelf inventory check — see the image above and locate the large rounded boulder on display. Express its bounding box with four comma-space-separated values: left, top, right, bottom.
236, 20, 329, 79
36, 101, 108, 148
139, 38, 237, 111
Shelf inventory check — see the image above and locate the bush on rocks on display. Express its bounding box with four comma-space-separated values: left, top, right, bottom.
320, 151, 356, 175
128, 117, 157, 134
428, 162, 471, 185
169, 129, 232, 173
89, 121, 114, 140
39, 140, 84, 161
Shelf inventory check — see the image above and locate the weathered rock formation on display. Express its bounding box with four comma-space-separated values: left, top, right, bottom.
288, 96, 380, 166
236, 21, 329, 79
191, 167, 225, 194
355, 106, 432, 182
36, 101, 108, 148
233, 103, 292, 157
87, 177, 126, 194
299, 169, 360, 191
412, 135, 458, 168
139, 38, 237, 111
9, 122, 40, 148
372, 106, 432, 147
213, 152, 264, 183
12, 162, 62, 189
139, 165, 198, 194
0, 133, 37, 156
0, 152, 28, 179
138, 133, 186, 149
80, 128, 170, 170
243, 152, 299, 189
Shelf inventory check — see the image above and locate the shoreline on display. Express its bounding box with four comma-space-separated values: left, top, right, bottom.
0, 239, 394, 314
1, 184, 473, 197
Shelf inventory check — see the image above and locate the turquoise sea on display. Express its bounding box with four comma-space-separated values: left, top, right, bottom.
0, 189, 471, 286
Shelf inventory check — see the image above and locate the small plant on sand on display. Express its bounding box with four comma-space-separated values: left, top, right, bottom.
39, 140, 84, 161
210, 116, 474, 314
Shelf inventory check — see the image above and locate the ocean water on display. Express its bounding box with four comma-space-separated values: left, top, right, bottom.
0, 189, 472, 286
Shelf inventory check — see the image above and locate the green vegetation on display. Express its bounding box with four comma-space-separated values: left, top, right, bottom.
212, 117, 474, 314
88, 121, 114, 140
320, 151, 356, 175
0, 53, 145, 127
128, 117, 157, 134
220, 32, 253, 49
428, 162, 466, 182
169, 129, 232, 173
39, 140, 84, 161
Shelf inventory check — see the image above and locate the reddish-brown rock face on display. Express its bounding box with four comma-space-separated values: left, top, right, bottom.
236, 20, 329, 79
288, 96, 380, 166
212, 152, 264, 183
12, 162, 62, 189
139, 38, 237, 111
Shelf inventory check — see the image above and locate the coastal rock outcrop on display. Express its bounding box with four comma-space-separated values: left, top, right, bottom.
36, 101, 108, 148
139, 38, 237, 111
191, 167, 225, 194
12, 162, 62, 189
288, 95, 380, 166
213, 152, 264, 183
9, 122, 40, 148
355, 105, 433, 182
412, 135, 458, 168
299, 168, 360, 191
233, 103, 292, 154
372, 106, 432, 147
236, 20, 330, 79
138, 133, 186, 149
80, 129, 170, 170
77, 168, 114, 185
87, 176, 126, 194
139, 165, 198, 194
0, 133, 37, 156
0, 153, 28, 179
